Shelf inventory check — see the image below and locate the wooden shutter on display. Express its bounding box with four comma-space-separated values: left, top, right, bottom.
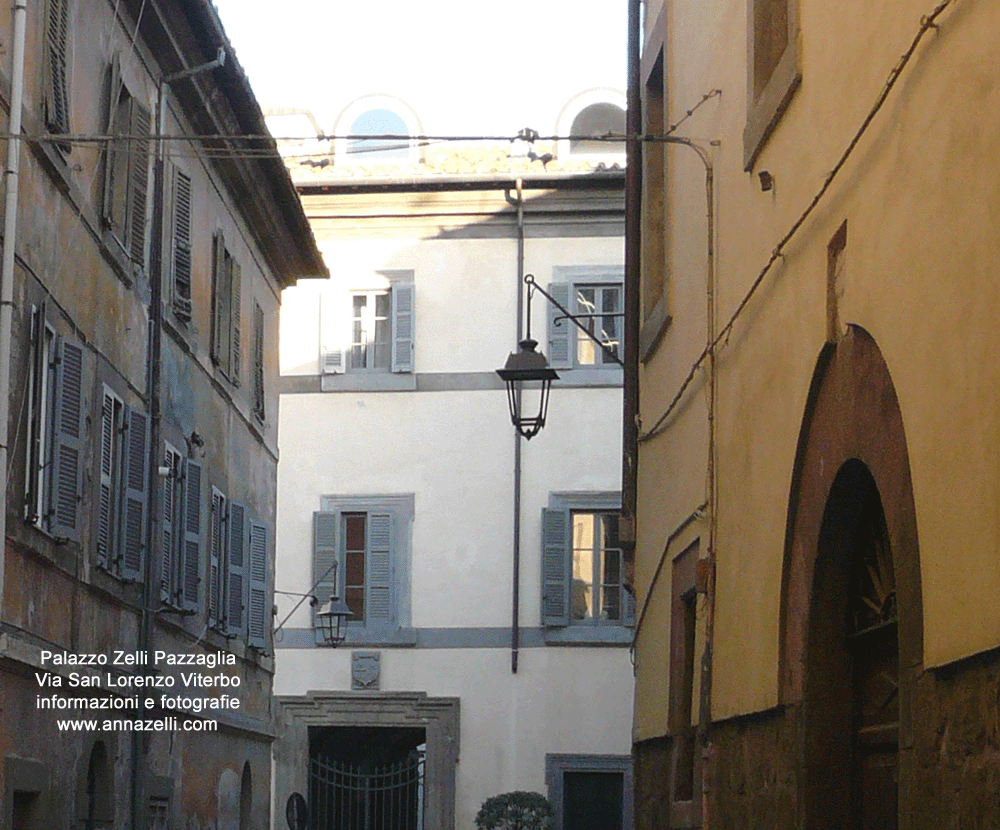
180, 460, 203, 612
252, 303, 265, 421
229, 259, 242, 385
171, 168, 193, 320
313, 512, 339, 637
211, 233, 226, 366
390, 283, 414, 372
45, 0, 70, 135
320, 293, 345, 374
160, 446, 183, 603
247, 521, 268, 649
25, 305, 49, 526
547, 283, 573, 369
541, 507, 570, 626
622, 583, 636, 627
366, 512, 393, 626
120, 407, 148, 581
226, 503, 247, 635
208, 489, 225, 628
50, 338, 83, 541
96, 390, 116, 566
128, 102, 151, 266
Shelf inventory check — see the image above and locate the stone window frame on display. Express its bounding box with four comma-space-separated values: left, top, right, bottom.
545, 753, 634, 830
274, 692, 459, 830
742, 0, 801, 171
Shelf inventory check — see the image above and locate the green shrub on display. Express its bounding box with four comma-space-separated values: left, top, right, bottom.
474, 791, 555, 830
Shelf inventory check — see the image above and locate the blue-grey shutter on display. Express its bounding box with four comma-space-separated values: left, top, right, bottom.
230, 259, 242, 385
313, 512, 339, 639
45, 0, 70, 135
366, 512, 394, 626
171, 168, 193, 320
210, 233, 225, 366
160, 447, 178, 602
547, 283, 572, 369
50, 338, 83, 541
97, 390, 115, 566
622, 583, 636, 627
320, 293, 345, 374
226, 502, 247, 636
208, 489, 224, 628
128, 102, 151, 266
120, 406, 148, 581
541, 507, 570, 626
101, 60, 121, 221
391, 283, 414, 373
247, 521, 268, 649
180, 460, 203, 612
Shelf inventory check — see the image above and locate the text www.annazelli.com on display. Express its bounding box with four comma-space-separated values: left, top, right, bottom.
57, 717, 217, 732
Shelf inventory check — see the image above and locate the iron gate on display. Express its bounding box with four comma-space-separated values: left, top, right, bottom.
309, 750, 424, 830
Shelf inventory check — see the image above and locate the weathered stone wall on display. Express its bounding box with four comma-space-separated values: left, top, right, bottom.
637, 651, 1000, 829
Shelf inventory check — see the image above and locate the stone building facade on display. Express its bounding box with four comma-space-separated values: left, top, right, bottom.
629, 0, 1000, 826
0, 1, 323, 828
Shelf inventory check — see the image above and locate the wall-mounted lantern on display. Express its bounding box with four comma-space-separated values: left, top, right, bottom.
316, 584, 353, 647
496, 337, 559, 440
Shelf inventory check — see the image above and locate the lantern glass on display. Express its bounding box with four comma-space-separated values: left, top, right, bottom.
317, 594, 353, 646
496, 338, 559, 440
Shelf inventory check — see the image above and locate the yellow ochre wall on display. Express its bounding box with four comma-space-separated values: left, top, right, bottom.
634, 0, 1000, 740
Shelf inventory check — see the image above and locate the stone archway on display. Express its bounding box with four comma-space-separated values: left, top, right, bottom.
779, 326, 923, 830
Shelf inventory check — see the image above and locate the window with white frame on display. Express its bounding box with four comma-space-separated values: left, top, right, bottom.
547, 271, 623, 370
312, 495, 413, 641
321, 275, 414, 375
542, 494, 633, 628
95, 385, 149, 580
25, 304, 84, 542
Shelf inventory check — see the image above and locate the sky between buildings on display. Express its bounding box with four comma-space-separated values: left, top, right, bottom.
211, 0, 627, 139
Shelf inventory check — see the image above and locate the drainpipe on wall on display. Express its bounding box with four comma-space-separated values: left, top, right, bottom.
510, 177, 525, 675
623, 0, 642, 551
0, 0, 29, 631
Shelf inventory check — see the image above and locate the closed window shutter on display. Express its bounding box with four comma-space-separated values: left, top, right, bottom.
230, 259, 242, 385
211, 233, 226, 367
247, 521, 268, 649
313, 512, 339, 638
366, 512, 394, 625
128, 102, 151, 266
45, 0, 70, 136
101, 60, 122, 223
541, 507, 570, 626
171, 168, 193, 320
97, 390, 116, 566
226, 503, 247, 635
622, 583, 636, 627
208, 489, 224, 628
252, 303, 265, 421
320, 293, 345, 374
160, 447, 178, 602
50, 338, 83, 541
390, 283, 415, 373
180, 460, 203, 612
120, 407, 148, 581
547, 283, 573, 369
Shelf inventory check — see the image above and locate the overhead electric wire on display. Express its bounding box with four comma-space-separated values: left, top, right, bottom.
637, 0, 956, 445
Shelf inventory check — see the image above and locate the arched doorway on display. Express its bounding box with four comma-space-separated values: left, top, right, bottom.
780, 326, 922, 830
806, 460, 898, 830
